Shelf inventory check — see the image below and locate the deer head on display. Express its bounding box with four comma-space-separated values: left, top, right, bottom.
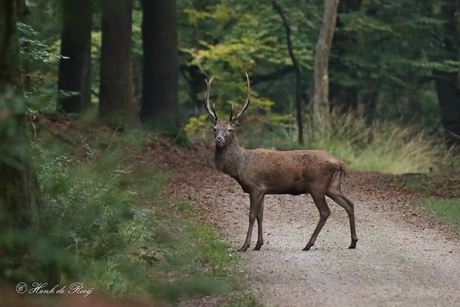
204, 74, 251, 148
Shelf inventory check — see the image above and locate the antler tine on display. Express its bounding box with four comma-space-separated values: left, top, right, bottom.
228, 104, 234, 121
231, 73, 251, 122
204, 77, 218, 121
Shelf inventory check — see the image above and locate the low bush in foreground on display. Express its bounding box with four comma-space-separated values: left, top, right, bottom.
27, 123, 258, 305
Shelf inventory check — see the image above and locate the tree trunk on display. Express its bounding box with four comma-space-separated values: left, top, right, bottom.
434, 70, 460, 149
433, 0, 460, 150
57, 0, 92, 114
0, 0, 44, 282
330, 0, 362, 113
140, 0, 179, 133
0, 0, 41, 228
0, 2, 20, 87
312, 0, 340, 123
99, 0, 137, 127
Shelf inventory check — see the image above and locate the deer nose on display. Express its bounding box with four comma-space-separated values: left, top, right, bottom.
215, 136, 224, 143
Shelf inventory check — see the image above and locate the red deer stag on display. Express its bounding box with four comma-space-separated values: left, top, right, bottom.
204, 74, 358, 252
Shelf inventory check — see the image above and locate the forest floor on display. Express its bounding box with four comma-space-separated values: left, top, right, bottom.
152, 137, 460, 307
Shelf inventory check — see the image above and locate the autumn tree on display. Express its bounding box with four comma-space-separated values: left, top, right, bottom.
140, 0, 179, 133
99, 0, 137, 126
56, 0, 92, 114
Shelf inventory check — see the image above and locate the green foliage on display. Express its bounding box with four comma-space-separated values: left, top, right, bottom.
0, 93, 72, 283
331, 0, 460, 125
18, 22, 59, 63
30, 125, 255, 304
181, 0, 319, 72
16, 0, 460, 145
17, 21, 62, 110
32, 130, 157, 284
179, 0, 319, 118
0, 94, 28, 165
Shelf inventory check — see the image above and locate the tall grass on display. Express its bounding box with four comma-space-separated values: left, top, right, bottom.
209, 111, 447, 174
306, 113, 447, 174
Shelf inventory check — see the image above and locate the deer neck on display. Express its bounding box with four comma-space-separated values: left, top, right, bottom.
215, 135, 245, 179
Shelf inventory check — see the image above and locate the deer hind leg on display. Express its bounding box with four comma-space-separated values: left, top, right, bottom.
239, 192, 264, 252
303, 192, 331, 251
326, 189, 358, 249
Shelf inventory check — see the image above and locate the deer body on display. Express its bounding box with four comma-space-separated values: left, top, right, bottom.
205, 75, 358, 252
216, 141, 344, 196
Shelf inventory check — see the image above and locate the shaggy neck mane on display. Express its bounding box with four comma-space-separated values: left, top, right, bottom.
214, 134, 244, 179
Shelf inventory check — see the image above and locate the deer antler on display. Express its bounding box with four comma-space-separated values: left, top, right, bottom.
204, 77, 218, 122
231, 73, 251, 123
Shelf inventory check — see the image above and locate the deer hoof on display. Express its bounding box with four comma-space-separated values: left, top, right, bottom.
238, 245, 249, 252
253, 243, 263, 250
303, 242, 315, 251
349, 239, 358, 249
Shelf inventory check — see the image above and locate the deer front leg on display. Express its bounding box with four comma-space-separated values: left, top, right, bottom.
254, 196, 265, 250
239, 192, 264, 252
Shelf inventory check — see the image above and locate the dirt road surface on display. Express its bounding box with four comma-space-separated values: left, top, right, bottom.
158, 139, 460, 307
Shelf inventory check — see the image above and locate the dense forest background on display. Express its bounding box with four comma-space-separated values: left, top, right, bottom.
6, 0, 460, 146
1, 0, 459, 305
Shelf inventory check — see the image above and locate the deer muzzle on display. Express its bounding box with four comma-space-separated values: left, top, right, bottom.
215, 135, 225, 146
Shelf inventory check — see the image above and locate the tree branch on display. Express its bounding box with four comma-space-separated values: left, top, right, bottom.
269, 0, 303, 144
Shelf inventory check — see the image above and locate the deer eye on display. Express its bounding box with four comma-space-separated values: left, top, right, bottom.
227, 128, 234, 132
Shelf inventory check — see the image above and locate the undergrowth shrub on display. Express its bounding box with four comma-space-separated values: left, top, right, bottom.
31, 126, 247, 303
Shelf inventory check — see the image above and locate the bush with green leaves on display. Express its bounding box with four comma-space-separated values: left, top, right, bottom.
31, 127, 254, 303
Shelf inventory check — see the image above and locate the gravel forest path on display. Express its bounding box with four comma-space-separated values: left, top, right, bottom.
156, 139, 460, 307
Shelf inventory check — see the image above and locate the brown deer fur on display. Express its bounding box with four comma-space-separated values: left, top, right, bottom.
205, 75, 358, 252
